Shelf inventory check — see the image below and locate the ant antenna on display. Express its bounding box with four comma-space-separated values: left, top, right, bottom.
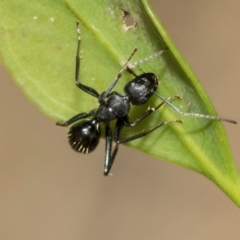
76, 21, 81, 41
102, 48, 138, 98
76, 21, 81, 60
128, 47, 169, 69
154, 92, 237, 124
75, 21, 81, 82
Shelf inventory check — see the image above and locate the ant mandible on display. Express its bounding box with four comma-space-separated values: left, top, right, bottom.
57, 22, 237, 176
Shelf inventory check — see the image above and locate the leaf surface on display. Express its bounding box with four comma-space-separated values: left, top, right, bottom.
0, 0, 239, 206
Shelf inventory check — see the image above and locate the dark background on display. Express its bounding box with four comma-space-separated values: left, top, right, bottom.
1, 1, 240, 239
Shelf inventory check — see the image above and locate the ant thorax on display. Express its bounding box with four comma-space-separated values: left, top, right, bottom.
95, 93, 130, 122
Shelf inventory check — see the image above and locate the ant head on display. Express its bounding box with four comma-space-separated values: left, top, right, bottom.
124, 73, 158, 105
68, 119, 100, 153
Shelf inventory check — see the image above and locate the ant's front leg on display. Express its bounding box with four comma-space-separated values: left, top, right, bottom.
75, 21, 99, 98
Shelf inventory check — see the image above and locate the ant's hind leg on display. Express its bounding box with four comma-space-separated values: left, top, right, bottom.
56, 112, 91, 127
118, 119, 182, 144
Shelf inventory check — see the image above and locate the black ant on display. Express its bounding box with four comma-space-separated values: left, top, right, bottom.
57, 22, 237, 176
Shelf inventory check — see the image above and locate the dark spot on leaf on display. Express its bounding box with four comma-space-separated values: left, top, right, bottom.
121, 8, 136, 30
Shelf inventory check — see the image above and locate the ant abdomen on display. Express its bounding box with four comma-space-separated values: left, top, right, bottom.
68, 119, 100, 154
124, 73, 158, 105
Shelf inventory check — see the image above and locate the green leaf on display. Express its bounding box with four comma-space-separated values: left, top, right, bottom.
0, 0, 240, 206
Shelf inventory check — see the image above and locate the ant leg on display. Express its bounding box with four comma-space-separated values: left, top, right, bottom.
105, 116, 182, 175
56, 112, 91, 127
101, 48, 138, 99
104, 120, 124, 176
75, 21, 99, 98
118, 119, 182, 144
104, 124, 113, 176
154, 92, 237, 124
124, 95, 180, 127
103, 96, 180, 174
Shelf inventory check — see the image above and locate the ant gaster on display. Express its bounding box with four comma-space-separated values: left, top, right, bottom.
57, 22, 237, 176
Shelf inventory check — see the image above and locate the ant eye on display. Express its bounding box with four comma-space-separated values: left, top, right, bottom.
68, 120, 100, 154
